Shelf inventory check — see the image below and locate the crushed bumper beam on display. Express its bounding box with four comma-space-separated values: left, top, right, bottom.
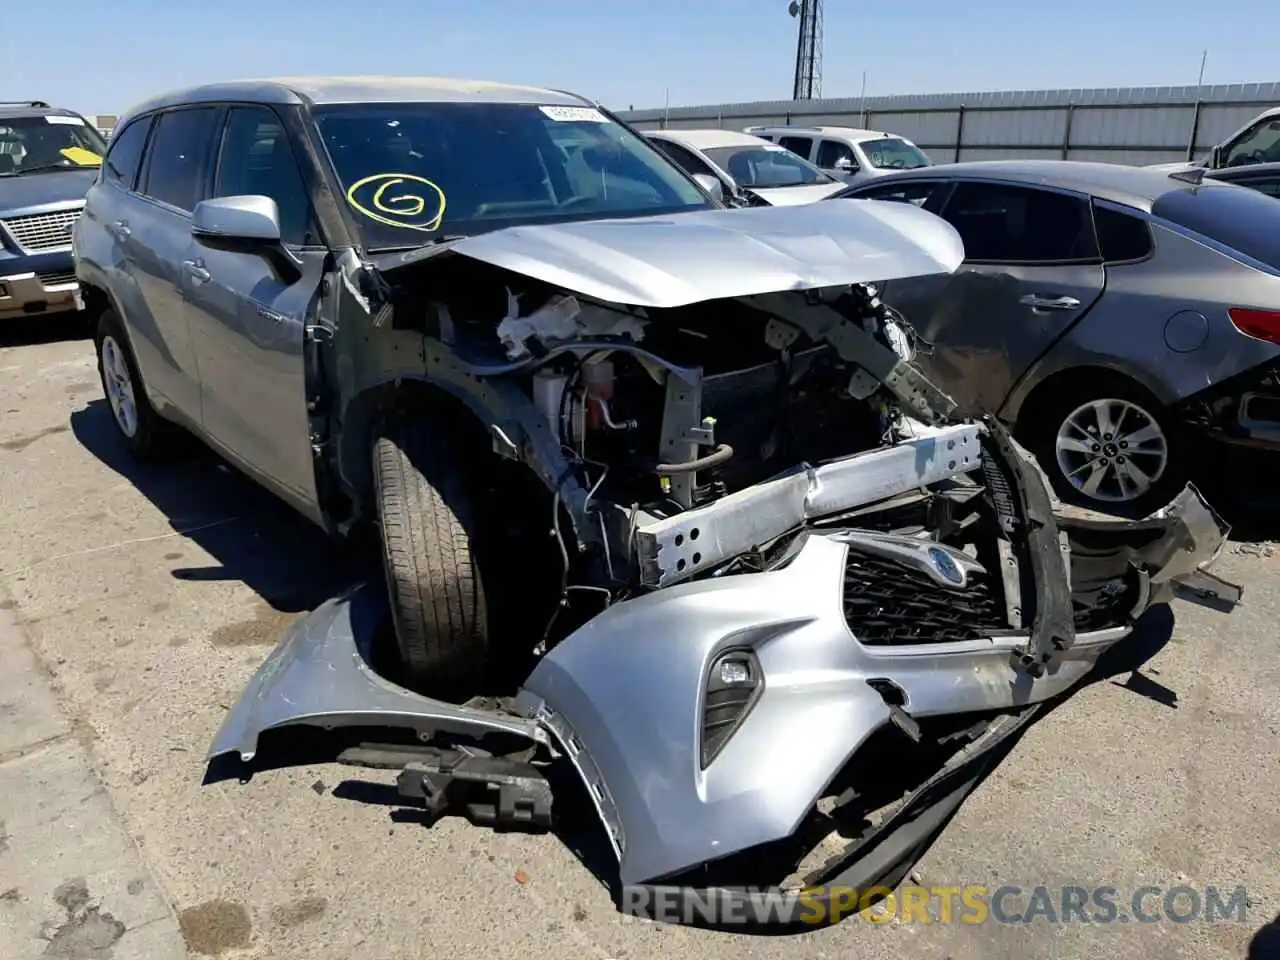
635, 422, 983, 587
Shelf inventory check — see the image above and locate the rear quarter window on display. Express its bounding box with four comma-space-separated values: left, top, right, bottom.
1151, 184, 1280, 271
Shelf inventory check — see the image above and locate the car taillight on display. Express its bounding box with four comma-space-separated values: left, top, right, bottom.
1228, 307, 1280, 344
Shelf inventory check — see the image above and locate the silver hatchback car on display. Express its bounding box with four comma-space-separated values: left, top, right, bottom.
836, 161, 1280, 513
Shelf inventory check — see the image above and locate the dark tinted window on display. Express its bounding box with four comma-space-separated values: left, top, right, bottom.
649, 139, 715, 178
1093, 204, 1153, 262
851, 180, 941, 207
213, 106, 316, 246
778, 136, 813, 159
103, 116, 150, 189
703, 145, 830, 187
816, 139, 857, 169
141, 107, 218, 212
940, 182, 1097, 262
1151, 183, 1280, 270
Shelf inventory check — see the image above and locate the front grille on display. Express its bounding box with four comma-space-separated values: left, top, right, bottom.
843, 549, 1008, 646
37, 270, 77, 287
1, 207, 82, 253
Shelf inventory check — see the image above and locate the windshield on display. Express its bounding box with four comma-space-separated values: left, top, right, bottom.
702, 144, 833, 188
312, 102, 713, 249
0, 114, 106, 176
860, 138, 931, 171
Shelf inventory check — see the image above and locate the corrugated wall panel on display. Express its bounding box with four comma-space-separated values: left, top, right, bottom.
619, 82, 1280, 164
846, 111, 956, 144
963, 109, 1067, 147
957, 147, 1062, 162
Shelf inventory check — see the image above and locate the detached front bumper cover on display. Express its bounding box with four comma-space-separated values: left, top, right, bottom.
207, 437, 1240, 927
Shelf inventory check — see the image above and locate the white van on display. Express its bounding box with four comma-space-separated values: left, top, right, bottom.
744, 125, 933, 185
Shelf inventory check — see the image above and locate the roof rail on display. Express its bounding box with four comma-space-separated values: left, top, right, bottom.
0, 100, 51, 108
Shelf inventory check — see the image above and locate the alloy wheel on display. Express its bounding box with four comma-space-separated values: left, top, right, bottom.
1053, 397, 1168, 504
101, 335, 139, 439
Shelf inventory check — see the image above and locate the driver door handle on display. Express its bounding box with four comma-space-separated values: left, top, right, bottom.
108, 219, 131, 240
182, 259, 211, 284
1020, 293, 1080, 311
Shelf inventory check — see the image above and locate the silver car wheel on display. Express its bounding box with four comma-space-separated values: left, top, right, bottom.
101, 335, 139, 439
1054, 398, 1168, 503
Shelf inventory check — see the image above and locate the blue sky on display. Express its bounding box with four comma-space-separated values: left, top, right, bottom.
3, 0, 1276, 117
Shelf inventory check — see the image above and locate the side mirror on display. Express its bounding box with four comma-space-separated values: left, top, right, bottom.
192, 195, 282, 245
834, 156, 856, 172
1210, 145, 1223, 169
191, 195, 301, 284
692, 172, 724, 203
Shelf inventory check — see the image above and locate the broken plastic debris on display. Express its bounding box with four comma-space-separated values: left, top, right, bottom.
496, 293, 646, 360
514, 870, 530, 884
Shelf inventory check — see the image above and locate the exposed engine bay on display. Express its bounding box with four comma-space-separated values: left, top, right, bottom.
358, 247, 984, 649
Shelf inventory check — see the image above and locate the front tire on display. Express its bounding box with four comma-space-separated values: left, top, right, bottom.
372, 419, 489, 690
94, 309, 183, 460
1027, 377, 1185, 516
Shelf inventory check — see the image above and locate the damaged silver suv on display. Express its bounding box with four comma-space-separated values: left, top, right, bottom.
76, 77, 1244, 915
77, 77, 1237, 689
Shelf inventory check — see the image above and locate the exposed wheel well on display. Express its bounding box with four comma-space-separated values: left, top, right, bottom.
338, 379, 498, 517
79, 281, 111, 323
1012, 366, 1164, 446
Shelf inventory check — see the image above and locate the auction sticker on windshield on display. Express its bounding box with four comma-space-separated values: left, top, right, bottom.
539, 105, 607, 123
45, 115, 85, 125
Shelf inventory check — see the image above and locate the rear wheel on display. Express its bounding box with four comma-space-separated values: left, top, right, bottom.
94, 309, 183, 459
1026, 377, 1185, 516
372, 418, 490, 690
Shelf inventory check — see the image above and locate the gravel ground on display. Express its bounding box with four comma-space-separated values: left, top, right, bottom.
1, 315, 1277, 959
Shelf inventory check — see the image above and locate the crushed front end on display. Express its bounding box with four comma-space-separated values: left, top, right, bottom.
211, 199, 1242, 927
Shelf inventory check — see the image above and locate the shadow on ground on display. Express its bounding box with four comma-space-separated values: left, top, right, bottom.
0, 311, 92, 349
69, 398, 372, 613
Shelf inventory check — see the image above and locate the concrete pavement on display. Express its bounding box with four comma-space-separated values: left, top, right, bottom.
1, 315, 1278, 959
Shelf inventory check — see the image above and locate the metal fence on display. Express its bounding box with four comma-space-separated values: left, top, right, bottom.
616, 82, 1280, 167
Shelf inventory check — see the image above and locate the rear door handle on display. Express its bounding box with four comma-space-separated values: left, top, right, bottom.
182, 259, 211, 284
1019, 294, 1081, 311
108, 219, 131, 240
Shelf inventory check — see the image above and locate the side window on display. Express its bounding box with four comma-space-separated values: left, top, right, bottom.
778, 136, 813, 160
141, 107, 219, 213
213, 106, 317, 246
816, 139, 858, 170
102, 116, 151, 189
939, 182, 1098, 263
650, 140, 716, 179
1093, 203, 1153, 262
1222, 118, 1280, 168
853, 181, 939, 207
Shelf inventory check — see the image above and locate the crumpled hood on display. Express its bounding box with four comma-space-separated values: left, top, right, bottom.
0, 169, 95, 216
444, 198, 964, 308
745, 181, 849, 206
